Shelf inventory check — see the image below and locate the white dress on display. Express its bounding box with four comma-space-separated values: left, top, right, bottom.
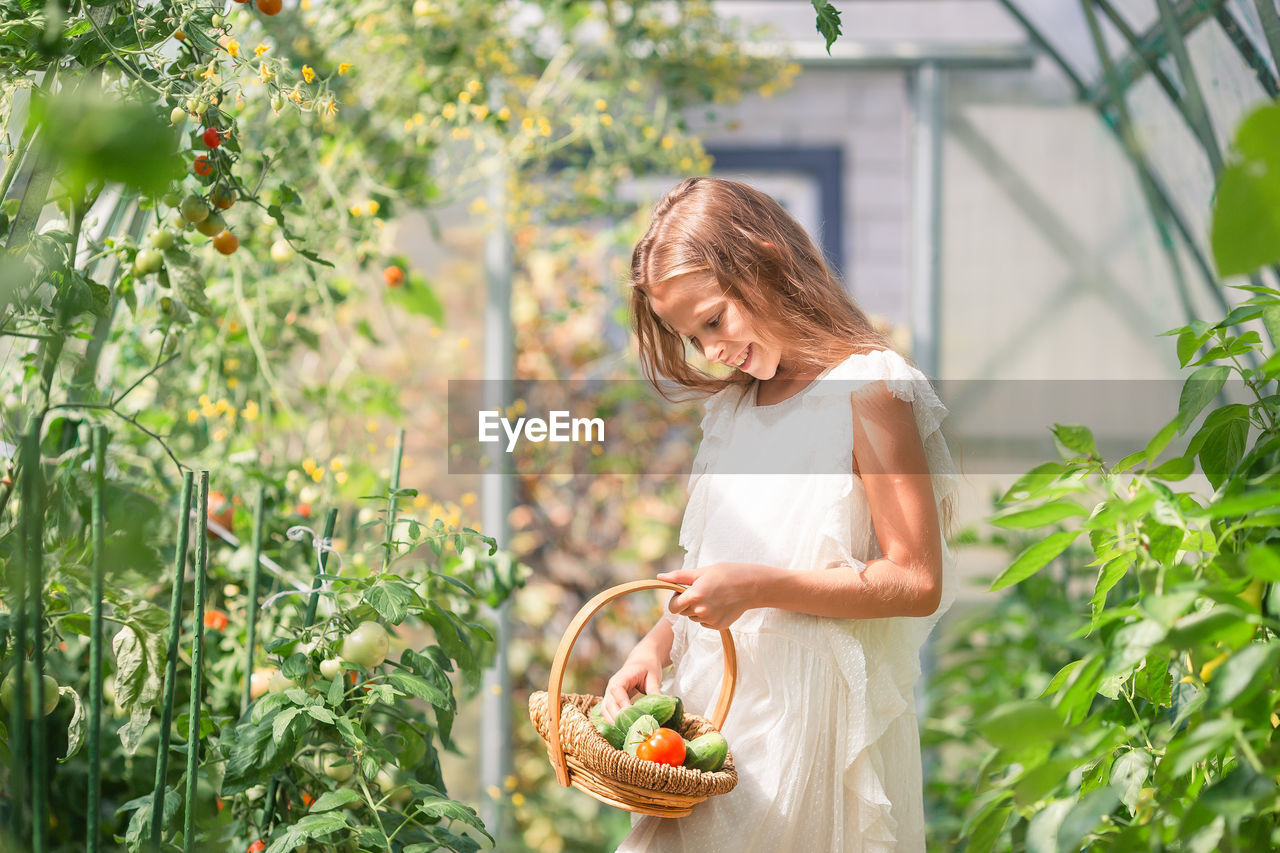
615, 348, 961, 853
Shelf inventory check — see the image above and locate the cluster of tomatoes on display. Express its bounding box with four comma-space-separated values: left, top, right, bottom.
134, 0, 300, 284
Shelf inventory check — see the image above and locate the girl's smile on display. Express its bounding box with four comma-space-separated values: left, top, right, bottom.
647, 274, 782, 380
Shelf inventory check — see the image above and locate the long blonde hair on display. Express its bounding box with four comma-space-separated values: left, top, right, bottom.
629, 176, 890, 399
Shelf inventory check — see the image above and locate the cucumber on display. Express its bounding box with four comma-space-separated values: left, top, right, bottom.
623, 714, 661, 757
589, 703, 626, 750
630, 694, 680, 728
612, 703, 649, 736
682, 731, 728, 772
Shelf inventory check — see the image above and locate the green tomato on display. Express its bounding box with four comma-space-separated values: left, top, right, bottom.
269, 239, 294, 263
319, 658, 343, 680
162, 191, 183, 208
320, 750, 354, 782
267, 670, 297, 693
194, 212, 227, 237
149, 229, 176, 250
1, 664, 60, 718
169, 106, 187, 126
133, 249, 164, 276
340, 621, 390, 669
180, 194, 210, 224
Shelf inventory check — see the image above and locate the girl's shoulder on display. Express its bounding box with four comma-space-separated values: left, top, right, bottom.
807, 348, 935, 406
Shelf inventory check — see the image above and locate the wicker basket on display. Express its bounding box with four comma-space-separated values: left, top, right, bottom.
528, 580, 739, 817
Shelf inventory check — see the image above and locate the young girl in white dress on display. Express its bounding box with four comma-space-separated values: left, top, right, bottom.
603, 177, 961, 852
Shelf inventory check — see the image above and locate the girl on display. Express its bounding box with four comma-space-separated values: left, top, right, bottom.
603, 177, 960, 852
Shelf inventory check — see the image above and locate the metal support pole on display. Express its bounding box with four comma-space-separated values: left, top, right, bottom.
910, 61, 944, 382
478, 146, 514, 842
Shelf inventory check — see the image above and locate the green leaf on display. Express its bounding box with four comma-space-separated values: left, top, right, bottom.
1041, 660, 1085, 699
1211, 102, 1280, 277
1176, 365, 1230, 435
1164, 718, 1241, 778
273, 706, 302, 744
387, 671, 451, 709
1205, 489, 1280, 518
975, 700, 1068, 752
1205, 642, 1280, 711
1149, 454, 1194, 481
385, 274, 444, 324
1245, 545, 1280, 581
1177, 326, 1213, 366
405, 783, 494, 844
811, 0, 842, 53
59, 613, 91, 636
1013, 757, 1081, 809
1052, 424, 1097, 458
58, 686, 86, 762
1058, 787, 1121, 851
365, 581, 413, 625
1110, 749, 1153, 814
1090, 553, 1134, 618
988, 530, 1081, 592
309, 788, 362, 812
989, 502, 1090, 529
1144, 416, 1181, 463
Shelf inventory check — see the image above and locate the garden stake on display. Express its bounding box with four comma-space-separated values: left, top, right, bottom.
24, 422, 48, 853
183, 472, 210, 853
303, 508, 340, 627
242, 485, 267, 716
264, 506, 339, 831
88, 426, 107, 852
150, 470, 193, 853
382, 427, 405, 572
6, 438, 29, 843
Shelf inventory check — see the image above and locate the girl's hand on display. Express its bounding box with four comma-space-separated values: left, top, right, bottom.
600, 653, 662, 726
658, 563, 781, 631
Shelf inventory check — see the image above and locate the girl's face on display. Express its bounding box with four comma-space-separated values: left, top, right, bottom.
648, 274, 785, 380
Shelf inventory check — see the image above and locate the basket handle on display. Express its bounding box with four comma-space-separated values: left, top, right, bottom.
547, 579, 738, 787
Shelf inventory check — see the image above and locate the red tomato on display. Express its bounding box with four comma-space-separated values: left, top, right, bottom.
208, 490, 235, 534
635, 728, 686, 766
383, 266, 405, 288
257, 0, 282, 14
212, 230, 240, 255
300, 791, 315, 807
247, 841, 266, 853
203, 609, 229, 632
193, 155, 212, 176
202, 128, 221, 149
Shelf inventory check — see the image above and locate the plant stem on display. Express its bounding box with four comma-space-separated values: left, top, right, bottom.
242, 485, 267, 716
182, 472, 210, 853
87, 425, 107, 853
151, 471, 193, 853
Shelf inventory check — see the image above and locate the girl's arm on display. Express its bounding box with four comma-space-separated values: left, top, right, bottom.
599, 613, 675, 724
659, 384, 943, 626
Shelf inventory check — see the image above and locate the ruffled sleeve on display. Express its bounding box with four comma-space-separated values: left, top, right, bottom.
801, 347, 960, 556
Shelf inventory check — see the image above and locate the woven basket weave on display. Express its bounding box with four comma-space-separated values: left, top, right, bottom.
528, 580, 738, 817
